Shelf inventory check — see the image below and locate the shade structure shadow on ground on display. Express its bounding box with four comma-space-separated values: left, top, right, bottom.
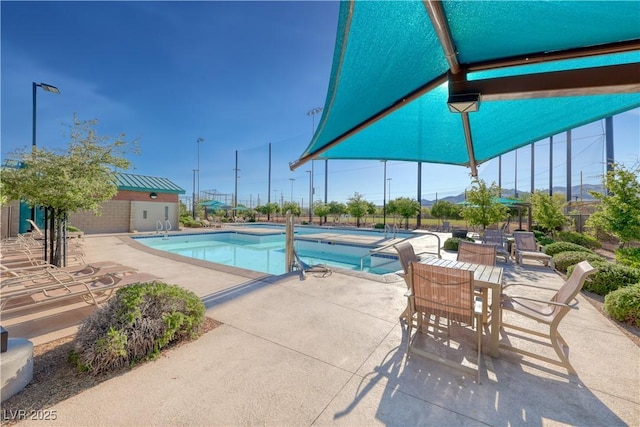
330, 321, 628, 426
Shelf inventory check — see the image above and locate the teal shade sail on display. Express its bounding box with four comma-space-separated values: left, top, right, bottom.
291, 0, 640, 176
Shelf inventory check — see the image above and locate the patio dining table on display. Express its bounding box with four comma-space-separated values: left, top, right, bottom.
419, 257, 504, 357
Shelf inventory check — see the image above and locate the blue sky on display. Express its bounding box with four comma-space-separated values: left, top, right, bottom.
2, 1, 639, 209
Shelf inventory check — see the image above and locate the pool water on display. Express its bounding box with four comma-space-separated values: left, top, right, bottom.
135, 226, 404, 275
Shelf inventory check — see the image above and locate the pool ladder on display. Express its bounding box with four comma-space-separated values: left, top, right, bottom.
156, 219, 172, 239
384, 223, 398, 239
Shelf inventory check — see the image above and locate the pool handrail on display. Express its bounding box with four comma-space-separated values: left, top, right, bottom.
359, 232, 442, 271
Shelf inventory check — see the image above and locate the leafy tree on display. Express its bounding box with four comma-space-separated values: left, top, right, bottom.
461, 180, 509, 231
365, 201, 377, 225
587, 163, 640, 248
0, 182, 8, 206
430, 200, 456, 223
327, 201, 347, 223
389, 197, 421, 229
313, 201, 330, 224
346, 192, 371, 227
1, 116, 136, 266
530, 191, 567, 233
257, 203, 279, 221
282, 201, 301, 217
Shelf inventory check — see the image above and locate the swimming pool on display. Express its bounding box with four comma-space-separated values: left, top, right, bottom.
134, 225, 410, 275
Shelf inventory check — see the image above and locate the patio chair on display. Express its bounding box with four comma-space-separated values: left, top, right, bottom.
482, 229, 510, 263
500, 261, 597, 375
457, 240, 497, 266
25, 219, 45, 239
457, 240, 497, 323
0, 270, 159, 315
513, 231, 553, 268
406, 262, 483, 383
1, 262, 138, 289
394, 242, 435, 323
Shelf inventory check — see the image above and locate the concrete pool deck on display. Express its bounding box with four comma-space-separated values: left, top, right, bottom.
3, 230, 639, 426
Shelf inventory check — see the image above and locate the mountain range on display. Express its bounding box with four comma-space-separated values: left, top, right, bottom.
421, 184, 604, 206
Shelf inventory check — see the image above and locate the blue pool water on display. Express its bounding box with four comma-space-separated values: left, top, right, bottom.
134, 225, 407, 275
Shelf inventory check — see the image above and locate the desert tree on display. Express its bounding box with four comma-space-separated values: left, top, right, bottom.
346, 192, 371, 228
1, 116, 137, 266
530, 191, 567, 234
587, 163, 640, 248
461, 180, 509, 231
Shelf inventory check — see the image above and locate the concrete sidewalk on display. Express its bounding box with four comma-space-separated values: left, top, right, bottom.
8, 234, 640, 426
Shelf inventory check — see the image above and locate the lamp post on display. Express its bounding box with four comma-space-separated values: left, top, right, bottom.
306, 170, 312, 223
192, 169, 197, 219
289, 178, 295, 202
307, 107, 323, 220
31, 81, 60, 226
196, 137, 204, 204
382, 160, 387, 227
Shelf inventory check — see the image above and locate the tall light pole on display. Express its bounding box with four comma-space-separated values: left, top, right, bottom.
289, 178, 295, 202
306, 170, 312, 223
196, 137, 204, 204
307, 107, 323, 222
382, 160, 387, 227
32, 82, 60, 226
387, 178, 392, 201
192, 169, 197, 219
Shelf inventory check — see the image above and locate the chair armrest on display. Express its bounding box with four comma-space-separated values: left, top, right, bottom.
503, 295, 578, 309
502, 282, 560, 292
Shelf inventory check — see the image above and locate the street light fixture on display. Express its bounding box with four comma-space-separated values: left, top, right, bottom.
31, 81, 60, 226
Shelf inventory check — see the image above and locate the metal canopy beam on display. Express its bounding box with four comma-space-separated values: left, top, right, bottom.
451, 62, 640, 101
425, 0, 479, 177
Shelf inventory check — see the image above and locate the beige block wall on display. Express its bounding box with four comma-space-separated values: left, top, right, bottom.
69, 200, 131, 234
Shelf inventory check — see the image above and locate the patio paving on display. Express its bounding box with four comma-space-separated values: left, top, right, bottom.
4, 231, 639, 426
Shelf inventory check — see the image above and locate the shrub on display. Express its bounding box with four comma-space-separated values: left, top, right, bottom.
581, 263, 640, 296
544, 242, 593, 257
555, 231, 601, 249
616, 247, 640, 269
374, 223, 385, 229
532, 230, 547, 239
553, 251, 603, 273
73, 282, 205, 375
537, 236, 555, 246
604, 283, 640, 327
443, 237, 475, 251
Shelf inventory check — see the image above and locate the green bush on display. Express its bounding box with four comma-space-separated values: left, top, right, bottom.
373, 223, 385, 229
72, 282, 205, 375
555, 231, 601, 249
581, 263, 640, 296
544, 242, 593, 257
616, 247, 640, 269
553, 251, 604, 273
604, 283, 640, 327
443, 237, 475, 251
532, 230, 547, 239
537, 236, 555, 246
